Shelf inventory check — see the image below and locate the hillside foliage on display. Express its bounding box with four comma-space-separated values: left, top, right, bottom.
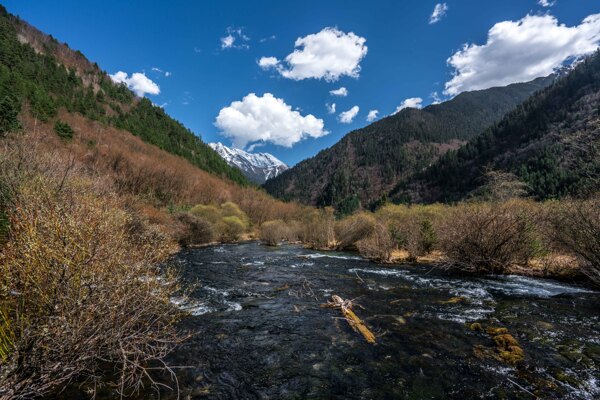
0, 5, 247, 184
394, 52, 600, 203
264, 75, 555, 211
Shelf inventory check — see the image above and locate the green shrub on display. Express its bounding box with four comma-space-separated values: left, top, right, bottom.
220, 215, 246, 242
53, 120, 74, 140
189, 204, 221, 224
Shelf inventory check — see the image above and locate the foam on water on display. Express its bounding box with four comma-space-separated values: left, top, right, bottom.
302, 253, 364, 261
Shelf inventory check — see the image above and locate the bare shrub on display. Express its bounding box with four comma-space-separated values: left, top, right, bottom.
299, 207, 335, 249
550, 197, 600, 285
356, 221, 395, 262
437, 200, 544, 274
259, 219, 290, 246
0, 172, 183, 398
376, 204, 444, 260
334, 212, 376, 250
176, 212, 216, 246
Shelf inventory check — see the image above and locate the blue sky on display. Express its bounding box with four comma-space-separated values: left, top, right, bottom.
3, 1, 600, 165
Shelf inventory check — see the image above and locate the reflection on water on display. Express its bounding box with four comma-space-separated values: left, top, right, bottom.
102, 243, 600, 399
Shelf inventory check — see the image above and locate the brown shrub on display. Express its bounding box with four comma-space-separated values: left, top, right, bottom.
356, 221, 395, 262
176, 212, 216, 246
259, 219, 290, 246
437, 200, 544, 274
299, 207, 335, 249
0, 171, 183, 398
550, 197, 600, 285
334, 212, 376, 250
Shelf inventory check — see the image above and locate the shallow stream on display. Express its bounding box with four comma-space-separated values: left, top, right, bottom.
105, 243, 600, 399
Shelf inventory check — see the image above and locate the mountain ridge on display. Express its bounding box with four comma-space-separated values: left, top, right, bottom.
263, 74, 557, 212
392, 51, 600, 203
208, 142, 288, 184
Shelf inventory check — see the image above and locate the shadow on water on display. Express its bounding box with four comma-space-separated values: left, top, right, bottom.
88, 242, 600, 399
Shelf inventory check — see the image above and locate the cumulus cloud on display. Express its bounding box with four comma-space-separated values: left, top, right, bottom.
538, 0, 555, 7
366, 109, 379, 122
326, 103, 336, 114
220, 27, 250, 50
258, 56, 279, 68
338, 105, 359, 124
392, 97, 423, 115
329, 87, 348, 97
429, 3, 448, 24
109, 71, 160, 97
259, 27, 368, 81
444, 13, 600, 96
215, 93, 327, 149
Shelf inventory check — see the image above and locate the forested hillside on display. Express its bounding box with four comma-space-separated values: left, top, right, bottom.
263, 75, 554, 213
0, 6, 248, 185
393, 52, 600, 203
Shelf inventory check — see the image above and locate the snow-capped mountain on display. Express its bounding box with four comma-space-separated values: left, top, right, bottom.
208, 142, 288, 184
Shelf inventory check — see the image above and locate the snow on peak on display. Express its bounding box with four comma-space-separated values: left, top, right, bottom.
209, 142, 288, 184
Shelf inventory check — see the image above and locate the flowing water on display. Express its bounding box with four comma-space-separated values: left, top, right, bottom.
107, 243, 600, 399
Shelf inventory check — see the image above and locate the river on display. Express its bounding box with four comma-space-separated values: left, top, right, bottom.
107, 242, 600, 399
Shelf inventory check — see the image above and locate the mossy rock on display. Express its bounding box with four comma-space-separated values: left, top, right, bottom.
469, 322, 483, 332
493, 334, 524, 364
486, 327, 509, 335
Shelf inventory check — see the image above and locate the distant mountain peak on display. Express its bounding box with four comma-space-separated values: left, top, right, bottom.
209, 142, 288, 184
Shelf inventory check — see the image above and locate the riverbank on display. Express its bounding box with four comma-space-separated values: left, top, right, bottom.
256, 199, 600, 287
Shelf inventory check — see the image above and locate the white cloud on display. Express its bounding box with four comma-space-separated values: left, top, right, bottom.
430, 91, 442, 105
392, 97, 423, 115
109, 71, 160, 97
151, 67, 171, 77
215, 93, 327, 149
366, 109, 379, 122
338, 105, 359, 124
326, 103, 336, 114
260, 35, 277, 43
538, 0, 555, 7
329, 87, 348, 97
221, 34, 235, 49
258, 56, 279, 68
259, 27, 368, 81
429, 3, 448, 24
445, 13, 600, 96
220, 27, 250, 50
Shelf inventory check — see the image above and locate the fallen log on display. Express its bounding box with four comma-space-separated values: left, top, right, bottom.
321, 295, 376, 344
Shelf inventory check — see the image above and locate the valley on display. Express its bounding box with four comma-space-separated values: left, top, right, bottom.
0, 2, 599, 400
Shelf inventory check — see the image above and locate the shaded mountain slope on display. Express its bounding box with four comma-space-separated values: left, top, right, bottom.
393, 52, 600, 203
263, 75, 555, 211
